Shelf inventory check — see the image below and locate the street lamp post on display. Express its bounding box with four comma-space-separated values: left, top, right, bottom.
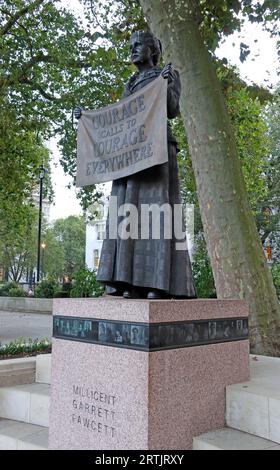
41, 242, 46, 280
37, 166, 46, 283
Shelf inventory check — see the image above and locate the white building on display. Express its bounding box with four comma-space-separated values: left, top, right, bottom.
32, 193, 51, 222
85, 197, 109, 271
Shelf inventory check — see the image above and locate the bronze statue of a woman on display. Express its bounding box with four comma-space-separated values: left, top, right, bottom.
75, 31, 196, 300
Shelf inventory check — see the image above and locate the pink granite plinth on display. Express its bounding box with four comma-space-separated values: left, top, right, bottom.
49, 298, 249, 450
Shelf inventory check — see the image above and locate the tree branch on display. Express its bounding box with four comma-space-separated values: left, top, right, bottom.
0, 0, 46, 36
261, 231, 272, 244
22, 52, 56, 70
0, 52, 93, 91
18, 251, 28, 282
15, 21, 33, 58
0, 53, 55, 89
21, 79, 58, 101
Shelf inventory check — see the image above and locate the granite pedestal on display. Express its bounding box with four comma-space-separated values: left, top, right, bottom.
49, 298, 249, 450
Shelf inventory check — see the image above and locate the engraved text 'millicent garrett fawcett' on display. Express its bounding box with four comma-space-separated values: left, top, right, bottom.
71, 385, 117, 438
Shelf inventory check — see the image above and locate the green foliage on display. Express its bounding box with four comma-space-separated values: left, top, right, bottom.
41, 229, 65, 280
43, 215, 86, 280
0, 98, 52, 284
0, 104, 51, 259
0, 282, 16, 296
0, 0, 101, 208
7, 287, 27, 298
52, 216, 86, 278
256, 87, 280, 247
224, 82, 270, 212
0, 282, 26, 297
0, 204, 39, 283
70, 268, 104, 298
0, 337, 51, 359
176, 65, 272, 211
198, 0, 243, 51
34, 279, 73, 298
271, 265, 280, 296
192, 236, 216, 298
1, 1, 100, 126
34, 280, 59, 298
54, 282, 72, 298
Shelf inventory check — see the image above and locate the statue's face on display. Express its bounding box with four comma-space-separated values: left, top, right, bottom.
130, 38, 153, 65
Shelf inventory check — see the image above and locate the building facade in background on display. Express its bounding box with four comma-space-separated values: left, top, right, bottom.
86, 197, 109, 271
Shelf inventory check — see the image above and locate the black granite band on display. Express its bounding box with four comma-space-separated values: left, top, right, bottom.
53, 316, 249, 352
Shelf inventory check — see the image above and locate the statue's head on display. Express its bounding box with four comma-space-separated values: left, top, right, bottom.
130, 30, 162, 66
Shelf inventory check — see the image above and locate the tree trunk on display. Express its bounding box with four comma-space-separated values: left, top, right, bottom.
140, 0, 280, 355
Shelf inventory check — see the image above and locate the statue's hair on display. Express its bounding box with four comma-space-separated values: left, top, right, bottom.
130, 30, 162, 66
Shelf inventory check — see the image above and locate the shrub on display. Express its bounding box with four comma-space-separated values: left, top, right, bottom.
0, 282, 26, 297
8, 287, 27, 297
34, 280, 59, 298
54, 282, 72, 298
271, 264, 280, 296
192, 236, 217, 298
70, 268, 104, 298
0, 337, 51, 359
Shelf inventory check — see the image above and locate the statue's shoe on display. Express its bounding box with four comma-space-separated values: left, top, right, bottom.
107, 290, 123, 297
147, 290, 163, 300
123, 290, 132, 299
123, 289, 142, 299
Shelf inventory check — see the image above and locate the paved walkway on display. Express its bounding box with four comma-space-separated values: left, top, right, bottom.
0, 310, 52, 345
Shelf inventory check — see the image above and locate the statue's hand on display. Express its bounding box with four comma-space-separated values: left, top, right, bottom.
161, 63, 176, 83
73, 106, 83, 119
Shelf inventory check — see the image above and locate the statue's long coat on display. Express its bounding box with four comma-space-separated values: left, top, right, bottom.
97, 67, 196, 297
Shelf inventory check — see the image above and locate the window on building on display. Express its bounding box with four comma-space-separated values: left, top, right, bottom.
99, 204, 104, 219
93, 249, 100, 268
97, 223, 105, 240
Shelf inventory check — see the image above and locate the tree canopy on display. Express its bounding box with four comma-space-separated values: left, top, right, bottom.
43, 215, 86, 280
0, 0, 102, 218
1, 0, 278, 202
258, 87, 280, 252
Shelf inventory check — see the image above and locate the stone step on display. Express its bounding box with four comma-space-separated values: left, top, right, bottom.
0, 418, 48, 450
36, 354, 51, 385
0, 383, 50, 427
193, 427, 280, 450
226, 355, 280, 444
0, 357, 35, 387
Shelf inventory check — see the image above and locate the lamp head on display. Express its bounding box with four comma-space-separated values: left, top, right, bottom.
39, 165, 47, 179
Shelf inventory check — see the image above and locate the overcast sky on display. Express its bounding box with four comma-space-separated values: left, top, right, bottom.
49, 8, 279, 221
